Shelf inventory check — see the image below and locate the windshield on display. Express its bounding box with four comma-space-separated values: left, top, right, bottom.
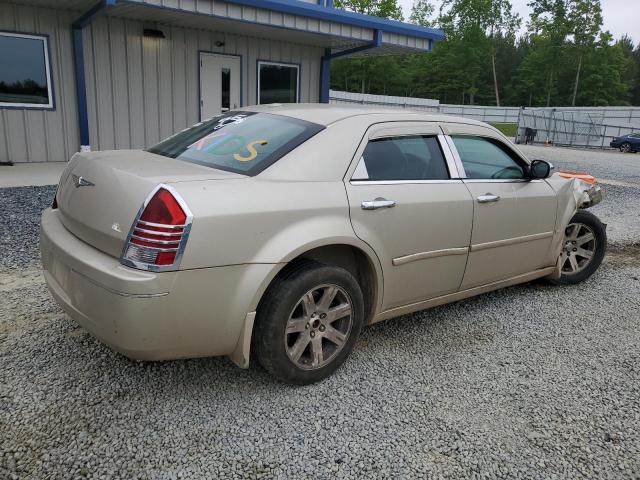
147, 111, 324, 176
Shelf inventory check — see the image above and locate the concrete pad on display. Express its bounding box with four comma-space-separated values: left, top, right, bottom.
0, 162, 67, 188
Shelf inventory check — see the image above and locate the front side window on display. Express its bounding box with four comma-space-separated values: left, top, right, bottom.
353, 135, 449, 181
0, 32, 53, 109
258, 61, 299, 104
452, 136, 525, 180
147, 111, 324, 176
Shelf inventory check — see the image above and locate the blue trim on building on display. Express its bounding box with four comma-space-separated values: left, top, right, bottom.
71, 0, 117, 147
320, 30, 382, 104
224, 0, 444, 42
319, 48, 331, 103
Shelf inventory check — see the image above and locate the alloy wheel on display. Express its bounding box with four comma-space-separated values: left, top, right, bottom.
621, 143, 631, 153
284, 284, 353, 370
560, 222, 597, 275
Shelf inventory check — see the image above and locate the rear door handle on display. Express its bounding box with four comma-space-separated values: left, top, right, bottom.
477, 194, 500, 203
361, 198, 396, 210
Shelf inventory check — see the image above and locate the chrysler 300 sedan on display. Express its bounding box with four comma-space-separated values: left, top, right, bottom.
41, 105, 606, 384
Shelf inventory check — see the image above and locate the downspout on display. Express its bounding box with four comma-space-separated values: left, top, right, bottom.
319, 29, 382, 104
71, 0, 117, 152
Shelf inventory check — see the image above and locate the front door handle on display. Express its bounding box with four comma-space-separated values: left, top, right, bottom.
477, 194, 501, 203
361, 198, 396, 210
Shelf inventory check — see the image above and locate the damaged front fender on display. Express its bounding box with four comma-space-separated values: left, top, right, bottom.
543, 171, 604, 278
555, 170, 603, 209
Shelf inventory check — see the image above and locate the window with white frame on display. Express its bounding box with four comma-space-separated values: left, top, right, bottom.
257, 61, 299, 104
0, 32, 54, 109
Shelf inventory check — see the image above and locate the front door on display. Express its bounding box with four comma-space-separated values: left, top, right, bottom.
443, 124, 558, 289
200, 53, 240, 120
344, 122, 474, 311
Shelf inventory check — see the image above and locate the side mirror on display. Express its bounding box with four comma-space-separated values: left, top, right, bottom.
529, 159, 553, 179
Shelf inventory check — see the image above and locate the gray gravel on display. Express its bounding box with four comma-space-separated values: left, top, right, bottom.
1, 148, 640, 479
0, 186, 56, 271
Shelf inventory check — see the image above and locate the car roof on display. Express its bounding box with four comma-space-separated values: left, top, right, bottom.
242, 103, 487, 128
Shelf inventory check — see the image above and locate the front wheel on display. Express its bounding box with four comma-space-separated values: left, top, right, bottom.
254, 261, 364, 384
620, 142, 632, 153
552, 210, 607, 285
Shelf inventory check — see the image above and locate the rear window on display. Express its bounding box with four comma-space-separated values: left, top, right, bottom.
147, 111, 324, 176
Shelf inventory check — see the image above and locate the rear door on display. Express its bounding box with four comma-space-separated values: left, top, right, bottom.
442, 123, 557, 289
344, 122, 474, 311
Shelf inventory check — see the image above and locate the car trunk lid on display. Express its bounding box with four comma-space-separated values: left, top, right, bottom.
56, 150, 244, 259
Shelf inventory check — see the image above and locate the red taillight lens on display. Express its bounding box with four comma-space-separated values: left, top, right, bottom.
139, 188, 186, 225
121, 186, 191, 271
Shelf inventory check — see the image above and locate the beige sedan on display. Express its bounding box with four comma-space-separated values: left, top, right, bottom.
41, 105, 606, 384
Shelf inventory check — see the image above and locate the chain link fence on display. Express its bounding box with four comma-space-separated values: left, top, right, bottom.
515, 109, 639, 149
329, 90, 640, 149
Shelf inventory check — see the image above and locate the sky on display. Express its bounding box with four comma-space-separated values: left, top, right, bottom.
397, 0, 640, 44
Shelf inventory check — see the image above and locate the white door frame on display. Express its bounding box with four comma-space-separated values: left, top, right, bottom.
199, 52, 242, 120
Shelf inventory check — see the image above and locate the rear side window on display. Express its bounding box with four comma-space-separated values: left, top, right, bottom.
451, 136, 525, 180
353, 135, 449, 181
147, 112, 324, 176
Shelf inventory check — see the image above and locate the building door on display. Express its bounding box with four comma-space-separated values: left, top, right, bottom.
200, 53, 240, 120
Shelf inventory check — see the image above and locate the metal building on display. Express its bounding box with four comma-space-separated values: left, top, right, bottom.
0, 0, 443, 163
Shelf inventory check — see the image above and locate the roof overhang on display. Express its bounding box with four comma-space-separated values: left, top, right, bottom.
18, 0, 444, 56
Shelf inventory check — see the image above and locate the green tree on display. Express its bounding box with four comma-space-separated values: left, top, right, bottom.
434, 0, 519, 105
568, 0, 603, 105
334, 0, 403, 20
409, 0, 435, 27
577, 32, 628, 105
332, 0, 405, 94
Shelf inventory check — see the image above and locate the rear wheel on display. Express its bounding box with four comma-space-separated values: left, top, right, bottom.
552, 210, 606, 285
620, 142, 632, 153
254, 261, 364, 384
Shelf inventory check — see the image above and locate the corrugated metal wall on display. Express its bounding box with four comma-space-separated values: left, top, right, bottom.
0, 2, 323, 162
0, 3, 79, 163
83, 15, 323, 151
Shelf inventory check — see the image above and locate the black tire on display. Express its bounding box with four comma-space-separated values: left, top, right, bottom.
551, 210, 606, 285
621, 142, 632, 153
254, 261, 365, 385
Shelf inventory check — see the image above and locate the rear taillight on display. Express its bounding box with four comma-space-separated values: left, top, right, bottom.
120, 185, 192, 272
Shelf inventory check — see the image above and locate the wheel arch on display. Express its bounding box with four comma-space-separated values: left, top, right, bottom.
228, 240, 383, 369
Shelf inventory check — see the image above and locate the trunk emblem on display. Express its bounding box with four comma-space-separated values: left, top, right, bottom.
71, 174, 95, 188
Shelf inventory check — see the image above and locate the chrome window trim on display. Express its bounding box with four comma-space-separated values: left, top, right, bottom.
437, 134, 461, 179
120, 183, 193, 273
349, 133, 458, 184
443, 135, 467, 178
351, 179, 464, 185
463, 179, 543, 183
445, 133, 542, 181
352, 156, 369, 180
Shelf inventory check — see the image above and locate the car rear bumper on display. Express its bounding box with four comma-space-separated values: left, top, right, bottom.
40, 208, 275, 361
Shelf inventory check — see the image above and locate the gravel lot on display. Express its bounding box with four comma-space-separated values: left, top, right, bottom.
1, 147, 639, 479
